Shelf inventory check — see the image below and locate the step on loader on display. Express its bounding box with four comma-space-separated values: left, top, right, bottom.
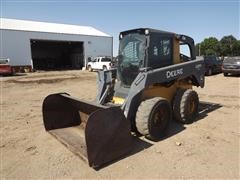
42, 28, 205, 169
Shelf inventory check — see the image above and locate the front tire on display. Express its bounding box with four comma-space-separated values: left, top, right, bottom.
11, 67, 15, 76
173, 89, 199, 124
88, 65, 92, 72
224, 72, 228, 76
136, 97, 171, 141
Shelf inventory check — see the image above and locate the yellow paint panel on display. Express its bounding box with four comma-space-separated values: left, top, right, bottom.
173, 37, 180, 64
112, 81, 192, 105
112, 96, 125, 105
142, 81, 192, 103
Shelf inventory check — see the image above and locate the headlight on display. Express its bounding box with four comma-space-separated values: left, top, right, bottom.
237, 61, 240, 65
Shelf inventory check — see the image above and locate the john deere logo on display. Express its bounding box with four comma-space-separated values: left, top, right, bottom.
166, 68, 183, 78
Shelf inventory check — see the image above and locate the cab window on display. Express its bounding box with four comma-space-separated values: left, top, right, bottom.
148, 35, 173, 68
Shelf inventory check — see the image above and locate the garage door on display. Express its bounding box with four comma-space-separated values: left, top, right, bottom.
30, 39, 84, 70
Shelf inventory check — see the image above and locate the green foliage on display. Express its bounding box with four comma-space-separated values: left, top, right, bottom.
196, 35, 239, 57
205, 49, 216, 56
200, 37, 219, 56
232, 40, 240, 56
219, 35, 237, 56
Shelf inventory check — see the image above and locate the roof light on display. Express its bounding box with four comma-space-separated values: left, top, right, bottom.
145, 29, 149, 35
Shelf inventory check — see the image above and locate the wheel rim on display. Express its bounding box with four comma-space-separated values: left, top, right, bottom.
153, 108, 165, 125
150, 104, 169, 138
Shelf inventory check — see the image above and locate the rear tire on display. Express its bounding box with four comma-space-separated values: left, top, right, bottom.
136, 97, 171, 141
88, 65, 92, 72
103, 66, 107, 71
206, 68, 212, 76
224, 72, 228, 76
173, 89, 199, 124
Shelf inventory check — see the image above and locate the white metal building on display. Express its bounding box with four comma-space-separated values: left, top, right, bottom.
0, 18, 112, 71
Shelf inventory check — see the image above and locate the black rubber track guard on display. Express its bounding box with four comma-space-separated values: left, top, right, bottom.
42, 93, 133, 169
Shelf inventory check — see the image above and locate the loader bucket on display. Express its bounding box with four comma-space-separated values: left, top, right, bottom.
42, 93, 133, 168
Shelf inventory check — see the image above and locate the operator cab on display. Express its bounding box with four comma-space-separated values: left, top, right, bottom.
118, 28, 195, 87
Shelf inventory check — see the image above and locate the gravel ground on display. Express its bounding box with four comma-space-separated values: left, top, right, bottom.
0, 71, 239, 179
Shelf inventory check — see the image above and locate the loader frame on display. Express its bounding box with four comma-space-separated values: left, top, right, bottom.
96, 59, 205, 120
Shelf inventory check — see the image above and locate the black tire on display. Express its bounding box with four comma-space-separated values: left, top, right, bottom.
11, 68, 15, 76
224, 72, 228, 76
173, 89, 199, 124
88, 65, 92, 72
103, 66, 107, 71
136, 97, 171, 141
206, 68, 213, 76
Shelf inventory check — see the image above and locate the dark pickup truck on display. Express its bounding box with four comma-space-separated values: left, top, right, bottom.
204, 56, 222, 76
222, 56, 240, 76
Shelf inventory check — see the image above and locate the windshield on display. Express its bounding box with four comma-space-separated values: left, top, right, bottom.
224, 57, 240, 64
118, 33, 146, 86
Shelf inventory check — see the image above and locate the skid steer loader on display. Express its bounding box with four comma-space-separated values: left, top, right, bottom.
42, 28, 205, 168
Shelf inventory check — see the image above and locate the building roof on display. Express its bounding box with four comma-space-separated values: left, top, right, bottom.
0, 18, 111, 37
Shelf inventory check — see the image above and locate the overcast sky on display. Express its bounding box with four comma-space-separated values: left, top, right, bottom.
1, 0, 239, 56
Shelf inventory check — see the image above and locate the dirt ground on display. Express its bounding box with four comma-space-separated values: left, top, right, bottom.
0, 70, 239, 179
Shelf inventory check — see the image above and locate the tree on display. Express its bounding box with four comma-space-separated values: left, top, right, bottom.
232, 40, 240, 56
219, 35, 237, 56
205, 49, 216, 56
200, 37, 219, 56
196, 35, 239, 57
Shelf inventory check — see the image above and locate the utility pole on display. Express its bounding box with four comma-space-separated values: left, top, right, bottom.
199, 44, 201, 56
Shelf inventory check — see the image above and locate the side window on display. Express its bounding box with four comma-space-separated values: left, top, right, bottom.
216, 57, 222, 64
101, 58, 111, 62
180, 44, 190, 57
87, 57, 92, 62
180, 44, 191, 61
149, 36, 173, 68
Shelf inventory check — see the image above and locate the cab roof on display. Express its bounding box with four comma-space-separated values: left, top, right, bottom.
120, 28, 176, 37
